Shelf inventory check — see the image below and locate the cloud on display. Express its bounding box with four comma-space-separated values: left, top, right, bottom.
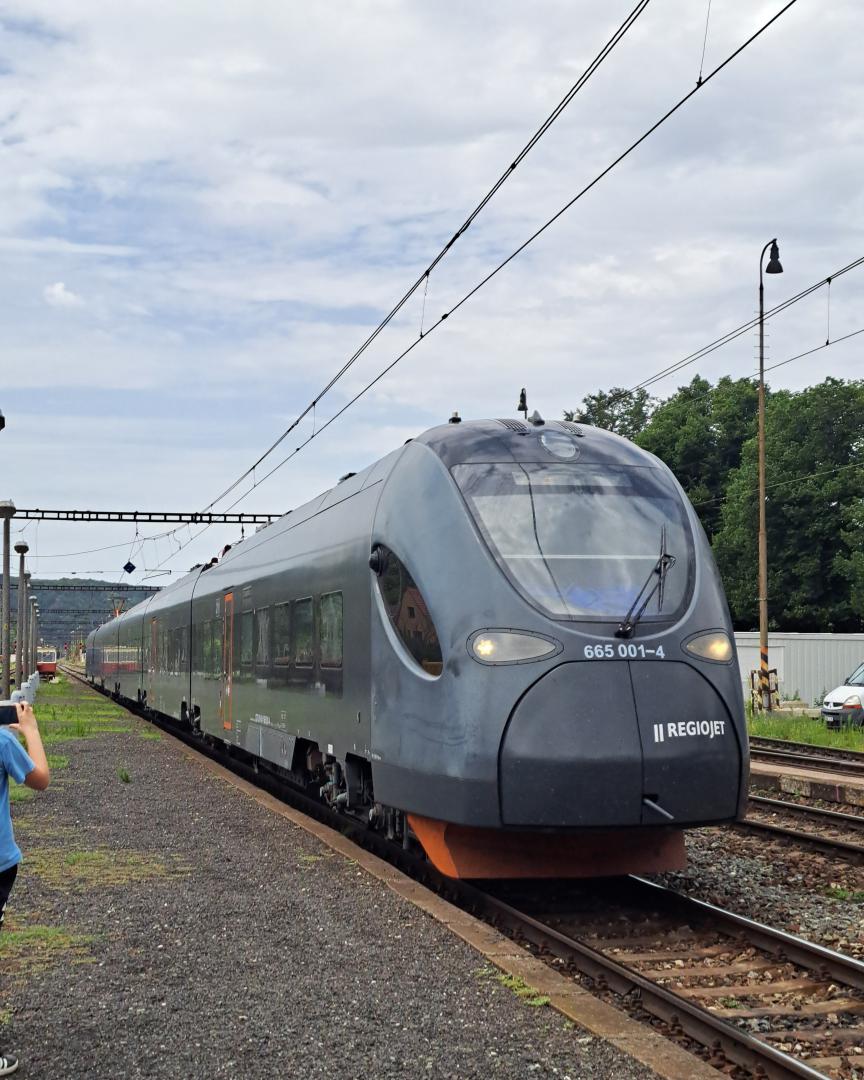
43, 281, 83, 307
0, 0, 862, 581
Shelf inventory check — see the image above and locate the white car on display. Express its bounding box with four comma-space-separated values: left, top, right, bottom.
822, 662, 864, 728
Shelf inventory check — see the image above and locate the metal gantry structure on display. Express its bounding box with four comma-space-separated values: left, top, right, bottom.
13, 509, 279, 523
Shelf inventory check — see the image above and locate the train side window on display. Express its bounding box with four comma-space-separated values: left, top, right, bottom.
320, 592, 344, 698
256, 607, 271, 676
294, 598, 314, 668
238, 610, 254, 678
376, 547, 443, 676
272, 602, 291, 684
212, 619, 223, 677
320, 592, 343, 668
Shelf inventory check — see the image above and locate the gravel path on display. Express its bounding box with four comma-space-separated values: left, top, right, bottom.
1, 680, 650, 1080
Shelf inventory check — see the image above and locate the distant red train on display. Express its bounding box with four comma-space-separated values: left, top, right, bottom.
36, 647, 58, 677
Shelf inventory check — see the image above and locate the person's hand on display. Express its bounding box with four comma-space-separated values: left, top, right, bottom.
7, 702, 38, 737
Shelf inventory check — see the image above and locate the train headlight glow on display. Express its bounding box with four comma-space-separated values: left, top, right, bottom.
684, 631, 733, 663
469, 630, 561, 665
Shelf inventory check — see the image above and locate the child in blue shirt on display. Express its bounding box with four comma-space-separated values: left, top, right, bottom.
1, 701, 50, 1077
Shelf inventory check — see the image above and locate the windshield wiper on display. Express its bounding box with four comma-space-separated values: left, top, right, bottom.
615, 525, 676, 639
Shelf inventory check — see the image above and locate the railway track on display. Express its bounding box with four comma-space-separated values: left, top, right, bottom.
750, 738, 864, 777
737, 796, 864, 863
472, 875, 864, 1080
63, 668, 864, 1080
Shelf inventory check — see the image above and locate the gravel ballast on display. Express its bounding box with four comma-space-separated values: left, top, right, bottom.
656, 825, 864, 956
1, 679, 650, 1079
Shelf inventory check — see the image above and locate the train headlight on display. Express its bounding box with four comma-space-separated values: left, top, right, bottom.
684, 631, 733, 663
843, 694, 862, 710
469, 630, 561, 665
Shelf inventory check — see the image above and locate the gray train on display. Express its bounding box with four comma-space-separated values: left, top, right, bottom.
87, 416, 748, 878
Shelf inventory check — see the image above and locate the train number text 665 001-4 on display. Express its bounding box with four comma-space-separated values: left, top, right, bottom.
584, 643, 665, 660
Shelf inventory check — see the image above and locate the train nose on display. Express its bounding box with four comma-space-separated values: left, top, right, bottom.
498, 660, 743, 827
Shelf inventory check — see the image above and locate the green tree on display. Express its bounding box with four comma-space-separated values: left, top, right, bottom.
713, 377, 864, 631
563, 387, 653, 441
635, 376, 759, 540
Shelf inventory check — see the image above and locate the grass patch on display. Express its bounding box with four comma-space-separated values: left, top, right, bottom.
117, 767, 131, 783
495, 973, 550, 1007
0, 1008, 10, 1026
747, 710, 864, 752
46, 753, 69, 770
36, 678, 71, 697
825, 885, 864, 903
8, 784, 35, 803
0, 918, 93, 975
138, 728, 161, 741
26, 847, 183, 891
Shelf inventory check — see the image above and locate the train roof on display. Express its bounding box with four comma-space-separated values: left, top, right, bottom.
90, 416, 662, 638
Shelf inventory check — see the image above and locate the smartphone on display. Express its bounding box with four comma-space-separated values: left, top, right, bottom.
0, 704, 18, 726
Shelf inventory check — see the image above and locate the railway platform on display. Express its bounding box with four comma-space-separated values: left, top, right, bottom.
1, 675, 690, 1080
750, 759, 864, 807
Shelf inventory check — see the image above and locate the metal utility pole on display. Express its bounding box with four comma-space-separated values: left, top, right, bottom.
22, 573, 30, 681
758, 239, 783, 710
29, 599, 38, 675
0, 500, 14, 698
15, 541, 28, 683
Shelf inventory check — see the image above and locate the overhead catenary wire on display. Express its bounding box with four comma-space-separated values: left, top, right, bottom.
129, 0, 802, 572
196, 0, 653, 515
622, 324, 864, 418
218, 1, 803, 502
693, 459, 864, 508
624, 256, 864, 398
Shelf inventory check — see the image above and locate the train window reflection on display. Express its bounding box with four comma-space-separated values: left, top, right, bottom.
376, 548, 442, 676
256, 607, 271, 673
320, 593, 343, 668
294, 599, 314, 667
452, 463, 691, 621
237, 610, 254, 676
273, 603, 291, 671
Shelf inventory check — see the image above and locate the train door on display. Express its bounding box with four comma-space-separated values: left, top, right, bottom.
220, 592, 234, 732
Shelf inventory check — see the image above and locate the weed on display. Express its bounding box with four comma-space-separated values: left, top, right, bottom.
718, 996, 744, 1009
298, 853, 324, 863
0, 919, 93, 975
495, 973, 550, 1007
8, 785, 34, 804
138, 729, 161, 741
46, 753, 69, 770
117, 767, 131, 783
0, 1008, 10, 1026
26, 847, 182, 890
825, 885, 864, 903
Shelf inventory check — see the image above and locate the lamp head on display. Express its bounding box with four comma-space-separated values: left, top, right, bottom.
766, 240, 783, 274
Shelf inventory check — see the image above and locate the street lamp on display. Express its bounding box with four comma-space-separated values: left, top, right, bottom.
758, 238, 783, 710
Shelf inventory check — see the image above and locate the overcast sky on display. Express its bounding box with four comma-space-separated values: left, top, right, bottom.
1, 0, 861, 597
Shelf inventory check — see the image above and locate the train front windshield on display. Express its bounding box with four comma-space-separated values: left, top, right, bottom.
453, 463, 692, 621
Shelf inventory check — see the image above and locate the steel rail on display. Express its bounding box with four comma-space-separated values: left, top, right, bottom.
750, 746, 864, 777
751, 736, 864, 767
459, 876, 836, 1080
65, 666, 862, 1080
749, 794, 864, 828
735, 796, 864, 861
